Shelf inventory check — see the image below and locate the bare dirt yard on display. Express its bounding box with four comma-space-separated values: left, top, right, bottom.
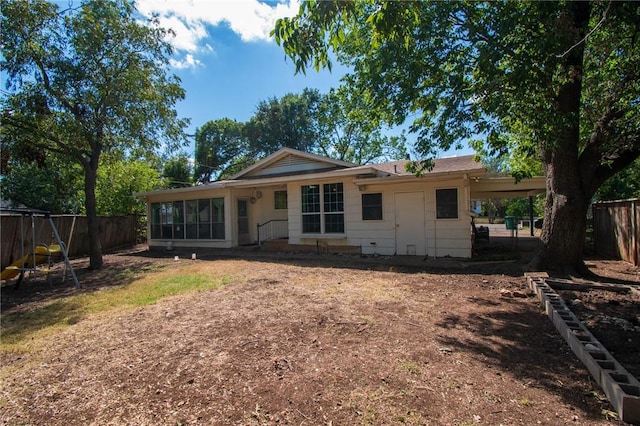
1, 245, 638, 425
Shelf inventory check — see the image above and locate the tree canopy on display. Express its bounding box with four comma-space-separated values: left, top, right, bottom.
194, 88, 408, 182
162, 154, 193, 189
245, 88, 322, 157
194, 118, 248, 183
315, 86, 407, 164
1, 0, 188, 269
274, 0, 640, 273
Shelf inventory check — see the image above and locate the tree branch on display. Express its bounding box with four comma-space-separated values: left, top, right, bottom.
557, 1, 612, 58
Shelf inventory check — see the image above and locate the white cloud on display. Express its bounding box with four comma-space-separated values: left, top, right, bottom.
136, 0, 300, 69
169, 53, 202, 70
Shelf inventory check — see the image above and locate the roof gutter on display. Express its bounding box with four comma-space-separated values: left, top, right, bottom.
352, 167, 487, 185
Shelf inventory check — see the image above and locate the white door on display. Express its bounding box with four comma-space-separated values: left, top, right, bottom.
395, 192, 426, 255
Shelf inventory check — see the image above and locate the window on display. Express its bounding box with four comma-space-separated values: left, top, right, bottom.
436, 188, 458, 219
362, 193, 383, 220
151, 197, 225, 240
211, 198, 225, 239
323, 183, 344, 233
197, 199, 211, 239
186, 200, 199, 239
173, 201, 184, 239
301, 185, 321, 233
301, 183, 344, 234
151, 202, 174, 239
151, 203, 162, 239
274, 190, 288, 210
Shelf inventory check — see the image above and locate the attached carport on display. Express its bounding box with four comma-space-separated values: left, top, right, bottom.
470, 176, 547, 236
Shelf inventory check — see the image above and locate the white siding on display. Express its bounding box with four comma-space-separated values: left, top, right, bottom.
286, 176, 473, 258
144, 174, 474, 257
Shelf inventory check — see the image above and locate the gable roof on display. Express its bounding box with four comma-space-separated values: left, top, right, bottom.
366, 155, 483, 176
135, 150, 486, 198
229, 147, 356, 180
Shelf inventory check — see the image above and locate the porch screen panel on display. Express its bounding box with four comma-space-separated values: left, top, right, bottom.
186, 200, 198, 239
211, 198, 225, 239
173, 201, 185, 239
198, 199, 211, 239
161, 202, 173, 239
302, 185, 321, 233
151, 203, 162, 238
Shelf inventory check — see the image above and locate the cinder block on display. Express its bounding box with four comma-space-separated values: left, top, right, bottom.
526, 276, 640, 424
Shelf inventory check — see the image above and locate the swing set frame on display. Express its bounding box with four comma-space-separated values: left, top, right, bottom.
1, 208, 80, 289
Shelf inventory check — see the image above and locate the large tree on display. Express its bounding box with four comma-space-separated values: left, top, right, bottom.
1, 0, 188, 269
96, 153, 164, 215
316, 86, 407, 164
245, 88, 322, 157
274, 1, 640, 274
194, 118, 248, 183
162, 154, 193, 188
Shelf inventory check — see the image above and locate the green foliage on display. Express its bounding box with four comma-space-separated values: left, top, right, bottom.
504, 198, 531, 219
1, 0, 188, 268
245, 88, 322, 157
162, 154, 193, 188
195, 87, 408, 181
275, 1, 639, 177
0, 160, 83, 213
315, 86, 407, 163
595, 157, 640, 201
274, 0, 640, 272
194, 119, 248, 183
96, 155, 163, 215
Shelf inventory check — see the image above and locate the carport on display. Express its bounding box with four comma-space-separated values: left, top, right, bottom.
470, 176, 546, 236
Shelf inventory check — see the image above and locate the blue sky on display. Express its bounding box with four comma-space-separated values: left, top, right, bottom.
132, 0, 475, 160
134, 0, 349, 157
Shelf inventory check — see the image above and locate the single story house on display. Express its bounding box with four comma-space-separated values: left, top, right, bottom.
136, 148, 545, 258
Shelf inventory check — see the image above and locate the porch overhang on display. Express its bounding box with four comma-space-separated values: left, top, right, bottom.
470, 176, 546, 199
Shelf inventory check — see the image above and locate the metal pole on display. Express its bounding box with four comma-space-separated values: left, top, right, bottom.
19, 214, 25, 265
529, 195, 534, 237
30, 213, 36, 268
48, 216, 81, 288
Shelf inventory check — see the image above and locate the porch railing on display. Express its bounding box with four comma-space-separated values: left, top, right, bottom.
257, 220, 289, 247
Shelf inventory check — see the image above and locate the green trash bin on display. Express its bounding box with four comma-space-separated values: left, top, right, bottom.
504, 216, 518, 230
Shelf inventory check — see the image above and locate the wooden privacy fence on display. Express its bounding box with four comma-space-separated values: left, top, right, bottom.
592, 198, 639, 266
1, 214, 140, 270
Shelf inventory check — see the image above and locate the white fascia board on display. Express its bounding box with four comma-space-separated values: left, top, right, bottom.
224, 166, 381, 188
134, 181, 230, 198
472, 190, 545, 199
351, 167, 487, 185
471, 176, 546, 193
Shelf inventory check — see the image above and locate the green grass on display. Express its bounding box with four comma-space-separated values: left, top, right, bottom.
519, 396, 532, 406
396, 359, 420, 374
1, 270, 229, 352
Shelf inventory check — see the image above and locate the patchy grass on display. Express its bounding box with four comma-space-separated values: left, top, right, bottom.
396, 359, 421, 374
519, 397, 532, 406
0, 267, 229, 352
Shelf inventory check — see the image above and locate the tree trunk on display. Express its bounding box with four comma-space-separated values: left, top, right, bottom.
528, 1, 592, 276
530, 149, 591, 275
84, 162, 103, 270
